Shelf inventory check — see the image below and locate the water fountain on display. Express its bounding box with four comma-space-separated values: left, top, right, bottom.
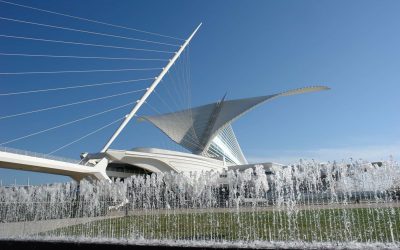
1, 159, 399, 249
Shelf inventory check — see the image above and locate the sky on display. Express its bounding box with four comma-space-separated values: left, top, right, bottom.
0, 0, 399, 185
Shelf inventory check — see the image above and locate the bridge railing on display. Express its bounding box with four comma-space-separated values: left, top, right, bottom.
0, 146, 80, 164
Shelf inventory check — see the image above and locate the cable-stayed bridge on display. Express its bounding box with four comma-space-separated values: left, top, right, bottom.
0, 1, 329, 182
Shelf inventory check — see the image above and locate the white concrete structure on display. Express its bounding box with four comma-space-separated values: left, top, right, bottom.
0, 86, 329, 181
0, 147, 108, 181
141, 86, 329, 165
103, 148, 226, 180
0, 22, 330, 182
81, 85, 329, 180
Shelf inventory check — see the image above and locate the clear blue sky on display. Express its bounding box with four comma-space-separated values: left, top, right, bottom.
0, 0, 399, 185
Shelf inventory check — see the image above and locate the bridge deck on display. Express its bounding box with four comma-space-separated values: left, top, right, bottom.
0, 146, 108, 181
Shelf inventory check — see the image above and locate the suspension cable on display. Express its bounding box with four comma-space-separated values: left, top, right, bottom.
0, 88, 147, 120
144, 96, 202, 147
144, 98, 226, 158
153, 88, 198, 141
156, 81, 182, 112
153, 88, 200, 143
0, 78, 154, 96
143, 100, 164, 116
0, 68, 162, 75
0, 101, 135, 145
0, 0, 184, 41
143, 101, 213, 154
0, 16, 180, 47
135, 77, 226, 157
0, 34, 175, 54
47, 116, 125, 155
0, 52, 168, 61
144, 101, 205, 152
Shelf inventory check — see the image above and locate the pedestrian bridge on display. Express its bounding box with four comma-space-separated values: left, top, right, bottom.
0, 146, 108, 181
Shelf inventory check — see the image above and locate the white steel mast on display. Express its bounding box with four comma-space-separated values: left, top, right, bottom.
100, 23, 202, 153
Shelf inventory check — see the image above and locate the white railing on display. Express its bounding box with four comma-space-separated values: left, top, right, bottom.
0, 146, 80, 164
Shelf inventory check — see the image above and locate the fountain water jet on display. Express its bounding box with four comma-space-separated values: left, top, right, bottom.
1, 159, 400, 249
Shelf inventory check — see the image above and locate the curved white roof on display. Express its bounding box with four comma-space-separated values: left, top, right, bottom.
141, 86, 329, 165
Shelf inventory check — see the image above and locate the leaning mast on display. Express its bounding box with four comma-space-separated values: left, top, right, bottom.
100, 23, 202, 153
